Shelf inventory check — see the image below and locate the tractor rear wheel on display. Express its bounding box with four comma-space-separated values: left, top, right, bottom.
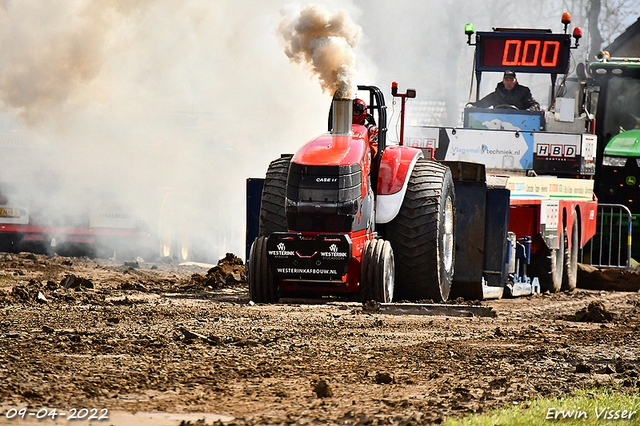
360, 239, 395, 302
530, 225, 564, 293
385, 159, 455, 302
248, 236, 280, 303
259, 155, 292, 236
562, 213, 579, 291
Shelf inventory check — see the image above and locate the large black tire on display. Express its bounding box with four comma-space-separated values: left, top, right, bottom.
259, 155, 292, 237
360, 239, 395, 302
562, 213, 579, 291
248, 236, 280, 303
385, 159, 455, 302
530, 225, 564, 293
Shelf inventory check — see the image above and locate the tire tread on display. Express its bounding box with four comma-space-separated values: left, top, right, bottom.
384, 159, 455, 301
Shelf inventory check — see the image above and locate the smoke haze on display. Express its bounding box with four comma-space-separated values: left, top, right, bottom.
0, 1, 629, 261
0, 0, 343, 261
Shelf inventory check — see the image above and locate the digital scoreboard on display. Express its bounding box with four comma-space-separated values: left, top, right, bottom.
475, 31, 571, 74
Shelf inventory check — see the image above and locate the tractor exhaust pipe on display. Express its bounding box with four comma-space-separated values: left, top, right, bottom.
331, 90, 352, 136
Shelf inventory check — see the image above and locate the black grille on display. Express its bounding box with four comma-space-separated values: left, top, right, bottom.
287, 163, 361, 202
286, 163, 363, 232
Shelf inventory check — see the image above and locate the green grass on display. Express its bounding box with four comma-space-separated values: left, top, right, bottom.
444, 388, 640, 426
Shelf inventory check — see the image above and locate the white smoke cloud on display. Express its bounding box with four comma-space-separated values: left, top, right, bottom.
278, 3, 362, 98
0, 0, 341, 261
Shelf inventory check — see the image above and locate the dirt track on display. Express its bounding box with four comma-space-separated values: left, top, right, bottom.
0, 252, 639, 425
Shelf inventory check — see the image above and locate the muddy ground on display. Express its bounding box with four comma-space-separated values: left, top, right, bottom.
0, 252, 639, 425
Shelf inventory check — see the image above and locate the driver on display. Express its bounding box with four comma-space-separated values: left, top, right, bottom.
471, 70, 540, 111
353, 98, 376, 127
353, 98, 379, 156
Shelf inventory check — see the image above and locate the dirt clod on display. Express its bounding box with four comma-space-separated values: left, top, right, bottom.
363, 300, 381, 313
209, 253, 247, 284
120, 282, 147, 291
568, 301, 615, 323
578, 263, 640, 291
61, 274, 94, 290
313, 379, 333, 398
375, 372, 394, 384
616, 362, 635, 374
36, 291, 48, 303
185, 254, 247, 291
24, 253, 38, 261
601, 365, 616, 374
575, 363, 592, 374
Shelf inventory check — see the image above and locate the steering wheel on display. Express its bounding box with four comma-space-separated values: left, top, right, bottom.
493, 104, 519, 110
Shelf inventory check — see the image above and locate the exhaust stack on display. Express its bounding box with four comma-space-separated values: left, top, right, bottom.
331, 90, 352, 136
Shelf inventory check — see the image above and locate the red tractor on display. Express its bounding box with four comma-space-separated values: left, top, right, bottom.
247, 84, 456, 303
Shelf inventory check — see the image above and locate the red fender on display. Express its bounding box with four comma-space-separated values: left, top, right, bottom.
376, 146, 423, 223
560, 198, 597, 250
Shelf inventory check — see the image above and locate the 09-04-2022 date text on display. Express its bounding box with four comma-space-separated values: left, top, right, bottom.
4, 407, 108, 421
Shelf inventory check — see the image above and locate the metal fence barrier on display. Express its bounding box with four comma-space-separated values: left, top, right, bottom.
580, 203, 634, 268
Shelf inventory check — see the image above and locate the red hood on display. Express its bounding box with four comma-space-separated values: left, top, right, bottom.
292, 125, 368, 166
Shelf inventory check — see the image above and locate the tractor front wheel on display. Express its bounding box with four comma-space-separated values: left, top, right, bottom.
248, 236, 280, 303
360, 239, 395, 302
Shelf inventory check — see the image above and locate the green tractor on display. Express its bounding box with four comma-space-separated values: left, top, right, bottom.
589, 54, 640, 262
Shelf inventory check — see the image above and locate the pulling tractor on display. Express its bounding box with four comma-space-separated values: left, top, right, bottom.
247, 86, 455, 303
246, 15, 599, 303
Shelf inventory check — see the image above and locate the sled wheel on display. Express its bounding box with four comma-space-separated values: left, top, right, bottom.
360, 239, 395, 303
259, 155, 292, 237
385, 159, 455, 302
179, 240, 191, 262
531, 225, 565, 293
248, 237, 280, 303
158, 193, 192, 262
562, 213, 579, 291
175, 232, 191, 263
160, 227, 191, 262
161, 236, 172, 259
